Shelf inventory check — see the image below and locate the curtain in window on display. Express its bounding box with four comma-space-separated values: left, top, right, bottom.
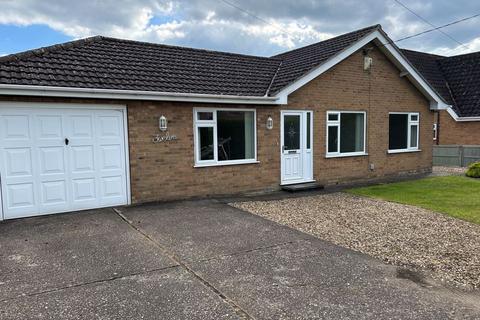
244, 112, 254, 159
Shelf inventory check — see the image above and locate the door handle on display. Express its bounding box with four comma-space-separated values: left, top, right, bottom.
65, 138, 69, 146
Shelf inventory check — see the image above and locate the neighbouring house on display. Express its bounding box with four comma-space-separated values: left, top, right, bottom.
0, 24, 450, 220
402, 49, 480, 145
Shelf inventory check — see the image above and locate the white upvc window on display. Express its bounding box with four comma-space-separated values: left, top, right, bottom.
194, 108, 257, 167
326, 111, 367, 158
433, 123, 438, 141
388, 112, 420, 153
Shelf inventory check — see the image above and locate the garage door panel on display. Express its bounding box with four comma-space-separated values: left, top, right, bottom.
36, 115, 63, 140
72, 178, 97, 204
98, 115, 122, 138
100, 145, 123, 171
39, 147, 65, 175
0, 106, 128, 220
4, 148, 33, 177
6, 183, 35, 210
2, 115, 31, 141
41, 180, 67, 205
100, 176, 126, 206
101, 176, 124, 197
71, 146, 95, 173
69, 115, 94, 139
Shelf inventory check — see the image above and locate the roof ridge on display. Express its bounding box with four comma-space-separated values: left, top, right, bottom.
0, 35, 282, 65
271, 24, 381, 58
401, 48, 446, 59
445, 50, 480, 59
0, 36, 104, 64
98, 36, 281, 61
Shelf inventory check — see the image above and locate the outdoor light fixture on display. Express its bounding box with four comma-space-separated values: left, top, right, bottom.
159, 115, 168, 131
364, 56, 373, 71
266, 116, 273, 130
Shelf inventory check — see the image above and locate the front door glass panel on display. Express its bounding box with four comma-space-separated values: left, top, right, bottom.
284, 115, 300, 151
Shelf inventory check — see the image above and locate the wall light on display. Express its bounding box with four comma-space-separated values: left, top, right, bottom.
266, 116, 273, 130
159, 115, 168, 132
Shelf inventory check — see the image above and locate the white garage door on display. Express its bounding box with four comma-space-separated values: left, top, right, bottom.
0, 104, 129, 220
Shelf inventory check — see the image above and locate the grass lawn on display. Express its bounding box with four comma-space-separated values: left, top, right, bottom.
347, 176, 480, 225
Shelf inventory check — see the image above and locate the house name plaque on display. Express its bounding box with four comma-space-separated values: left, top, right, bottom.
152, 132, 178, 143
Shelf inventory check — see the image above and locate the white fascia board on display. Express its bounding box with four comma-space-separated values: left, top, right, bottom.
274, 29, 450, 110
0, 84, 280, 105
275, 31, 380, 102
375, 31, 450, 110
447, 107, 480, 122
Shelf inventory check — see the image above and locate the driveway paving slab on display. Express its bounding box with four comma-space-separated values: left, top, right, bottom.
191, 238, 480, 319
0, 267, 241, 320
119, 200, 308, 262
0, 209, 175, 300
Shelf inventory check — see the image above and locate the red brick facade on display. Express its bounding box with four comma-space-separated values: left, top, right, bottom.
437, 110, 480, 145
126, 46, 433, 203
0, 44, 435, 204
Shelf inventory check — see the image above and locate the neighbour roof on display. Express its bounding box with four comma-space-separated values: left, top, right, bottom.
402, 49, 480, 118
0, 25, 380, 98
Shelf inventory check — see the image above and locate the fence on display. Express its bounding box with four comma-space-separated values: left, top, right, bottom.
433, 145, 480, 167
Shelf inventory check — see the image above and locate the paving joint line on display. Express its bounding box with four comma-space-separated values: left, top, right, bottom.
0, 264, 180, 303
113, 208, 255, 320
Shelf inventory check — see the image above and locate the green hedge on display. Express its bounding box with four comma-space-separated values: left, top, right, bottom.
466, 162, 480, 178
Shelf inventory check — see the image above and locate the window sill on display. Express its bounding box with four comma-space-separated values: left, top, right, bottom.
194, 160, 260, 168
387, 149, 421, 154
325, 152, 368, 159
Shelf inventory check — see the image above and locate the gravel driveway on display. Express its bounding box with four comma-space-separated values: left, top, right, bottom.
231, 193, 480, 290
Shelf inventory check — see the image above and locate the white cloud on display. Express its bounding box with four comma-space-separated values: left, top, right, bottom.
0, 0, 479, 56
432, 36, 480, 56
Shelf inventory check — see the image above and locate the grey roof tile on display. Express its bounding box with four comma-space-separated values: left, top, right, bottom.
0, 36, 282, 97
0, 26, 380, 98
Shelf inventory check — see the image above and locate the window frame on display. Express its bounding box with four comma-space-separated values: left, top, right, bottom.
325, 110, 367, 158
388, 112, 420, 154
193, 108, 258, 167
433, 123, 438, 141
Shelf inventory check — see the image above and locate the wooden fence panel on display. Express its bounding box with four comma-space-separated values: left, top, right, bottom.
433, 145, 480, 167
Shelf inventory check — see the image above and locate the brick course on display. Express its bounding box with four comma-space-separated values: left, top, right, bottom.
437, 110, 480, 145
0, 43, 434, 204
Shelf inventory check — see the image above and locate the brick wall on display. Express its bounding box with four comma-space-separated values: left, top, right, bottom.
126, 45, 433, 202
287, 46, 433, 186
0, 43, 435, 204
437, 110, 480, 145
126, 101, 279, 203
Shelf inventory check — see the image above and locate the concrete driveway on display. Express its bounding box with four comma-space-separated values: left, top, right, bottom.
1, 199, 479, 319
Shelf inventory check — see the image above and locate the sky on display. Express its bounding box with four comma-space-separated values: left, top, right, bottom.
0, 0, 479, 57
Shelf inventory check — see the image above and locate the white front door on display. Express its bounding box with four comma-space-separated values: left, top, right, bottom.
0, 104, 129, 220
281, 111, 313, 185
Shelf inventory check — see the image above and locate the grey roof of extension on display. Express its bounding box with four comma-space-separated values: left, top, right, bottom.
402, 49, 480, 118
0, 25, 381, 98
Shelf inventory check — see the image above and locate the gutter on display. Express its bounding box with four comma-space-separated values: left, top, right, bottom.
447, 107, 480, 122
0, 84, 281, 105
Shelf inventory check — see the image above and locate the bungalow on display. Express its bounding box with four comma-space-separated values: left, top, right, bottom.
0, 25, 450, 220
402, 49, 480, 145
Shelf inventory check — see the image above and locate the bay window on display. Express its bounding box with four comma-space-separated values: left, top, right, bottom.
388, 112, 419, 152
194, 109, 256, 166
326, 111, 366, 157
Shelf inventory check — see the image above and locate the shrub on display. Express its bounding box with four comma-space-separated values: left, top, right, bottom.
466, 162, 480, 178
